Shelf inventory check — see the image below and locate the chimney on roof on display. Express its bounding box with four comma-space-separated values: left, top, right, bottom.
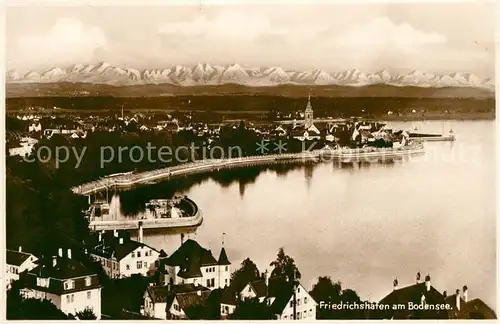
393, 278, 398, 290
52, 256, 57, 267
443, 290, 447, 298
18, 246, 22, 252
67, 248, 72, 259
58, 248, 63, 257
455, 289, 461, 310
181, 233, 185, 246
119, 237, 124, 245
416, 272, 421, 284
424, 274, 431, 291
462, 285, 468, 302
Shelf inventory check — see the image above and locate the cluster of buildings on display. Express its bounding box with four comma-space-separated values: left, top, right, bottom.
5, 232, 317, 320
5, 234, 497, 320
377, 273, 496, 319
8, 96, 413, 159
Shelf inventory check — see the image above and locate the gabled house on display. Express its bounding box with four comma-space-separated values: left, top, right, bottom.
89, 231, 160, 278
164, 284, 211, 319
161, 239, 231, 290
19, 248, 101, 319
378, 274, 495, 319
240, 279, 268, 302
378, 275, 448, 319
219, 276, 317, 320
266, 278, 317, 320
142, 285, 170, 319
6, 247, 38, 290
445, 286, 496, 319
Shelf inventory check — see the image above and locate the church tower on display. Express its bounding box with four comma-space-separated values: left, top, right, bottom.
304, 93, 313, 129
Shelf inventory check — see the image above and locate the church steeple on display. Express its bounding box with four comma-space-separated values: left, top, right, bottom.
304, 92, 313, 129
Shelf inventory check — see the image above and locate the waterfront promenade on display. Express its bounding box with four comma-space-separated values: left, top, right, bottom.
73, 144, 424, 196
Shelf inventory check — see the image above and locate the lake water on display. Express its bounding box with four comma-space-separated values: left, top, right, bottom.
106, 120, 495, 308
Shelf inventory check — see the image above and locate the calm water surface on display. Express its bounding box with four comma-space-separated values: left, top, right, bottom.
106, 120, 495, 307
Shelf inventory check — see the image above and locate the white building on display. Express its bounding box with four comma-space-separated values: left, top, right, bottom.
142, 283, 210, 319
6, 247, 38, 290
8, 137, 38, 157
90, 230, 160, 278
220, 277, 317, 320
160, 239, 231, 290
28, 123, 42, 133
19, 248, 102, 319
271, 281, 317, 320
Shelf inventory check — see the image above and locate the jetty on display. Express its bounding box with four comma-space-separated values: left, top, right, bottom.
88, 196, 202, 231
409, 132, 455, 142
73, 143, 424, 197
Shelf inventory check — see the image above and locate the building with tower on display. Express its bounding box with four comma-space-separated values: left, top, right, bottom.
159, 239, 231, 290
292, 94, 321, 141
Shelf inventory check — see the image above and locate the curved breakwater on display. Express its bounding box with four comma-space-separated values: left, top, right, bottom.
73, 143, 425, 196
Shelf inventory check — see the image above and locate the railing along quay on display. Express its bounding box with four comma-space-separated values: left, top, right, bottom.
73, 144, 424, 196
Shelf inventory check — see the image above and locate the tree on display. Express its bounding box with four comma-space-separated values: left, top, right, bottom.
76, 308, 97, 320
230, 258, 261, 292
230, 299, 275, 320
309, 276, 364, 319
269, 247, 301, 282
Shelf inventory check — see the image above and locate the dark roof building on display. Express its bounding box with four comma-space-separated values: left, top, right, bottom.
378, 275, 496, 320
218, 248, 231, 266
7, 249, 36, 267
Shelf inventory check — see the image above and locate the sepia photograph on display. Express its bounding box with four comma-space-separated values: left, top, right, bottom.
3, 0, 497, 320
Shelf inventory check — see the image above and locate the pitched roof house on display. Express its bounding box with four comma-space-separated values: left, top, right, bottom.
89, 230, 160, 278
6, 247, 38, 290
379, 274, 496, 319
220, 276, 317, 320
19, 248, 101, 319
162, 239, 231, 290
142, 283, 211, 319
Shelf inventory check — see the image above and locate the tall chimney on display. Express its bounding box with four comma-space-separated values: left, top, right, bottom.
67, 248, 72, 259
443, 291, 447, 298
181, 233, 185, 246
52, 256, 57, 267
58, 248, 63, 257
393, 278, 398, 290
463, 285, 468, 302
18, 246, 22, 252
455, 289, 461, 310
138, 221, 144, 243
416, 272, 421, 284
424, 274, 431, 291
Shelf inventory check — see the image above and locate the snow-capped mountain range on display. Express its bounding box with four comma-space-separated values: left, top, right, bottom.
6, 63, 495, 90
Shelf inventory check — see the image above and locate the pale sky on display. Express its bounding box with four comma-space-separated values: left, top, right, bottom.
6, 1, 498, 78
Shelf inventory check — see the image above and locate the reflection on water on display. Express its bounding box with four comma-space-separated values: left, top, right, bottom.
96, 120, 495, 308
